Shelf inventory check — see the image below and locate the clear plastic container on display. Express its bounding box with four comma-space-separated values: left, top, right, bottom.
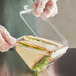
16, 5, 69, 72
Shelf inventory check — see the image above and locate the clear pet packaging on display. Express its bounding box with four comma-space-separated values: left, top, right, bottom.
15, 5, 69, 72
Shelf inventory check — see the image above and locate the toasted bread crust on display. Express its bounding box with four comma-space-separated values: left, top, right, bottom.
31, 54, 45, 69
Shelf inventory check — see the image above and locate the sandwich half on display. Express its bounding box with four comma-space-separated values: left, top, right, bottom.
16, 36, 68, 72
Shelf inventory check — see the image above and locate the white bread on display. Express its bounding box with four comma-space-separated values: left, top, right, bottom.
16, 43, 47, 69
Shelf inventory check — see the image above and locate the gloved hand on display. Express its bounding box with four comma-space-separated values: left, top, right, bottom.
0, 25, 16, 52
33, 0, 58, 18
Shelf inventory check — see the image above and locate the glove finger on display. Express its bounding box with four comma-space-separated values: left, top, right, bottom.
46, 4, 58, 18
33, 3, 40, 17
45, 0, 56, 17
0, 33, 11, 52
39, 7, 50, 18
50, 4, 58, 17
0, 25, 16, 46
37, 0, 49, 13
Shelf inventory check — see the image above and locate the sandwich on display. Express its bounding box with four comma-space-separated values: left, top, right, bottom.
16, 36, 68, 72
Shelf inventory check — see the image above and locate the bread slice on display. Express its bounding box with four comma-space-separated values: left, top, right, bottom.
16, 43, 47, 69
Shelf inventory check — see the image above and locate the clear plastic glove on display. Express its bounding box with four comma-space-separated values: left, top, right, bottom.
0, 25, 16, 52
33, 0, 58, 18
